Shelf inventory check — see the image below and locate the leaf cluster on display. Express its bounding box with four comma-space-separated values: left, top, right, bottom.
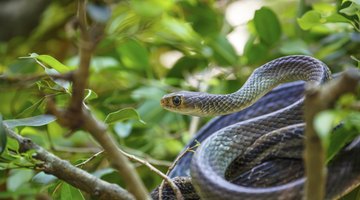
0, 0, 359, 199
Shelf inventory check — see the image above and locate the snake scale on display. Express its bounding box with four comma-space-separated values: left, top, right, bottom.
154, 55, 360, 200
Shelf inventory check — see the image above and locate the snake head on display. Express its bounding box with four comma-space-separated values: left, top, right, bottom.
160, 91, 204, 116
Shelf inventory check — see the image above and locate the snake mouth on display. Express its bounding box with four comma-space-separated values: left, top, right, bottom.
160, 98, 166, 107
160, 97, 179, 112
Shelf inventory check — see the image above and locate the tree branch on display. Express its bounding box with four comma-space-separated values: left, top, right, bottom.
304, 68, 360, 200
43, 1, 151, 199
80, 108, 150, 199
69, 0, 92, 114
4, 125, 134, 200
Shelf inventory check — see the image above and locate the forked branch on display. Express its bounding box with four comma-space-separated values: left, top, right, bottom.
46, 0, 150, 199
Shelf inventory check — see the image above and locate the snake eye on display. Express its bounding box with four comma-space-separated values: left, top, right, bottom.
172, 96, 182, 106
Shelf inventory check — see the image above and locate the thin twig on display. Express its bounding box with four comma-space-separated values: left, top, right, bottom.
46, 129, 101, 154
158, 142, 200, 200
189, 116, 201, 136
76, 150, 104, 168
0, 73, 72, 82
0, 73, 72, 88
122, 146, 172, 167
118, 147, 183, 200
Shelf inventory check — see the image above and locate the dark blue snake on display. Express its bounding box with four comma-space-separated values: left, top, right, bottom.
155, 56, 360, 199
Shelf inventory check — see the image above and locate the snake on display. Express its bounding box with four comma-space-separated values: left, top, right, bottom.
156, 55, 360, 200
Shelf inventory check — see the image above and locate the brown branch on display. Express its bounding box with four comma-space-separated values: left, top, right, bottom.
304, 68, 360, 200
43, 1, 151, 199
4, 126, 134, 200
80, 108, 150, 199
69, 0, 92, 114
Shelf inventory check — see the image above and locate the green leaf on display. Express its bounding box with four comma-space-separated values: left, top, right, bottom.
181, 1, 220, 37
158, 16, 201, 45
19, 53, 71, 91
350, 55, 360, 68
131, 86, 165, 100
3, 115, 56, 129
114, 122, 133, 138
136, 100, 163, 122
16, 97, 46, 118
345, 112, 360, 132
131, 0, 174, 17
254, 7, 281, 45
168, 56, 208, 78
32, 172, 58, 185
91, 56, 119, 72
337, 93, 357, 107
7, 169, 34, 191
0, 115, 7, 155
297, 10, 322, 30
6, 137, 19, 152
60, 183, 72, 200
243, 36, 268, 64
326, 13, 350, 23
108, 7, 141, 35
315, 110, 360, 163
279, 39, 311, 55
60, 182, 87, 200
327, 126, 358, 163
104, 108, 145, 124
208, 35, 238, 65
117, 39, 150, 70
314, 110, 337, 149
30, 3, 73, 40
298, 9, 352, 31
47, 121, 64, 138
73, 188, 85, 200
44, 68, 71, 91
315, 34, 350, 59
164, 139, 184, 156
28, 53, 71, 73
312, 2, 337, 13
84, 89, 98, 102
340, 2, 360, 18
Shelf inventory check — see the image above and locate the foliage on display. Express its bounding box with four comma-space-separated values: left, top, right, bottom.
0, 0, 359, 199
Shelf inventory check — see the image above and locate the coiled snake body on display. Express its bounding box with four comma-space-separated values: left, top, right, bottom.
157, 55, 360, 199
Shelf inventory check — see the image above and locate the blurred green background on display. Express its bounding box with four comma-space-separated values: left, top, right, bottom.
0, 0, 359, 199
